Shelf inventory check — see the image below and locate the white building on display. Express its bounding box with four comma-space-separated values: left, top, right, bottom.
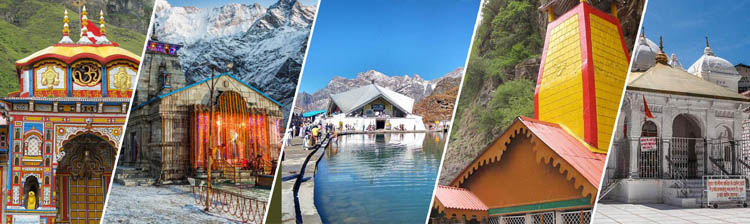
325, 84, 426, 131
603, 35, 750, 207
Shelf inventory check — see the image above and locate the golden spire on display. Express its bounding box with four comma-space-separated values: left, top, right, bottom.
81, 5, 89, 34
77, 5, 93, 44
655, 36, 668, 65
99, 10, 106, 35
59, 10, 73, 44
62, 10, 69, 36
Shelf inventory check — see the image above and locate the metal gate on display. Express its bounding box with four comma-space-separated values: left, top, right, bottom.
669, 137, 704, 179
638, 137, 662, 178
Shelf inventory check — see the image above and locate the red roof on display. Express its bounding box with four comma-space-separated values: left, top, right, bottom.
434, 185, 488, 211
518, 116, 607, 188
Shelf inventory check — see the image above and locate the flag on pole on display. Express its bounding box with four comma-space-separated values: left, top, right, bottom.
643, 95, 655, 119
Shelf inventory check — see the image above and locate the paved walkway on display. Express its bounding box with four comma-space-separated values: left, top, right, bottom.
280, 137, 324, 224
593, 201, 750, 223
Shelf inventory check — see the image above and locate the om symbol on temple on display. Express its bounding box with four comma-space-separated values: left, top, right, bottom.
72, 61, 102, 86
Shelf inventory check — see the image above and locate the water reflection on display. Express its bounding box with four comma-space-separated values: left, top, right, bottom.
315, 133, 445, 224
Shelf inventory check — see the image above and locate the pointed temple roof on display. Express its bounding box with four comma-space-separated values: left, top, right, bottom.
434, 185, 489, 211
329, 84, 414, 114
133, 73, 283, 110
629, 64, 748, 101
15, 7, 139, 70
450, 117, 606, 194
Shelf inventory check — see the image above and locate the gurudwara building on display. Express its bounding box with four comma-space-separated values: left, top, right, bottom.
601, 32, 750, 207
120, 25, 284, 183
432, 1, 629, 223
0, 8, 139, 223
325, 84, 426, 131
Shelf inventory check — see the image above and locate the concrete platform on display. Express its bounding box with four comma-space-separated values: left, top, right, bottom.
593, 200, 750, 223
280, 137, 324, 224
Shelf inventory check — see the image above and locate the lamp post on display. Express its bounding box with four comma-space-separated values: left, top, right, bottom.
205, 63, 233, 212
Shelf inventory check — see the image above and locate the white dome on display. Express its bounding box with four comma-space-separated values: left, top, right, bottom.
632, 34, 659, 71
687, 45, 738, 76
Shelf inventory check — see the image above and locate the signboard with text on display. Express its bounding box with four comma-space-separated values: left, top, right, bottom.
640, 137, 657, 152
707, 178, 746, 203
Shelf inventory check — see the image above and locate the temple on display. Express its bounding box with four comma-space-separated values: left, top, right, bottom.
0, 7, 139, 223
432, 1, 630, 223
601, 34, 750, 207
119, 24, 284, 184
325, 84, 426, 131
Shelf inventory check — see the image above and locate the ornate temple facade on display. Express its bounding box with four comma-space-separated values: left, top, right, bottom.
603, 34, 750, 207
432, 1, 629, 223
121, 25, 284, 183
0, 7, 139, 223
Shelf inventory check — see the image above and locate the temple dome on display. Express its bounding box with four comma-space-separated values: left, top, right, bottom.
632, 33, 659, 71
687, 39, 738, 76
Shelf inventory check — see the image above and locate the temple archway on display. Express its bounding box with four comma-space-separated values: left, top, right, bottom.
23, 176, 39, 210
672, 114, 703, 178
55, 133, 116, 223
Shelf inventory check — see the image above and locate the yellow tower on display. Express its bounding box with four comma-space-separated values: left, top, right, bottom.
534, 1, 630, 152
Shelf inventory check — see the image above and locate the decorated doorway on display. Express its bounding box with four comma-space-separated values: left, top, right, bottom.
55, 133, 116, 224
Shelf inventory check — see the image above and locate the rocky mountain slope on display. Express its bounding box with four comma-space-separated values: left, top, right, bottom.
295, 68, 463, 112
413, 76, 461, 123
0, 0, 150, 96
153, 0, 316, 118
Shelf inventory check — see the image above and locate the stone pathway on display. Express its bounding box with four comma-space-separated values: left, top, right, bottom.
280, 137, 324, 224
593, 201, 750, 223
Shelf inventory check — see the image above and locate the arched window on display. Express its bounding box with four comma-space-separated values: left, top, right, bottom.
24, 136, 42, 156
641, 121, 658, 137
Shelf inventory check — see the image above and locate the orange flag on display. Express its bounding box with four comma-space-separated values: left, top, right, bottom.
643, 96, 655, 119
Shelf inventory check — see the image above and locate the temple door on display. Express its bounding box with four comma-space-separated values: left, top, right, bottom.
56, 133, 115, 224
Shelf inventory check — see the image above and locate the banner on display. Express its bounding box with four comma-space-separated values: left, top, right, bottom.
640, 137, 657, 152
707, 178, 746, 203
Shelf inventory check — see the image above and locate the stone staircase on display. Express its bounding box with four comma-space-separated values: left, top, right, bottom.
114, 166, 155, 186
664, 179, 704, 208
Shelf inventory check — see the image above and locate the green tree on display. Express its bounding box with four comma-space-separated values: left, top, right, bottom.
479, 79, 535, 136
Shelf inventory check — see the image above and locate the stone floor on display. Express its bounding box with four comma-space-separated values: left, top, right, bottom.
280, 137, 324, 224
593, 201, 750, 223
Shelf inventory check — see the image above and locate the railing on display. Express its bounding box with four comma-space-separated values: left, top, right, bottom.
292, 133, 332, 224
665, 154, 689, 198
191, 185, 267, 223
638, 137, 663, 178
598, 178, 621, 200
485, 210, 591, 224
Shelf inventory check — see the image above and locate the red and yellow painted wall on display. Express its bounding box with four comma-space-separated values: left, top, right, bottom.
534, 2, 630, 152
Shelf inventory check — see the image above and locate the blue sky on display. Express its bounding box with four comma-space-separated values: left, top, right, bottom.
641, 0, 750, 68
297, 0, 480, 93
168, 0, 318, 8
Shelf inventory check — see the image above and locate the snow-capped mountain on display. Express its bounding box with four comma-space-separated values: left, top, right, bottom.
153, 0, 316, 118
295, 68, 465, 112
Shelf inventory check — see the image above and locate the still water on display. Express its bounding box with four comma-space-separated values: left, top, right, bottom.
314, 133, 445, 223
